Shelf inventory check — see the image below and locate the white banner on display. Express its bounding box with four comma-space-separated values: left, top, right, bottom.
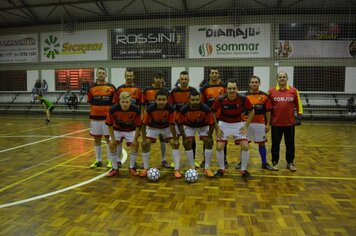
278, 40, 356, 58
40, 30, 108, 62
0, 34, 38, 63
189, 24, 271, 58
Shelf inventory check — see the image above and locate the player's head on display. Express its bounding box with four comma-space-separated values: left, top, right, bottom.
179, 71, 189, 88
277, 71, 288, 87
124, 69, 135, 85
249, 75, 261, 91
208, 68, 219, 82
155, 89, 169, 109
226, 79, 238, 98
96, 68, 107, 82
119, 92, 132, 111
152, 72, 165, 88
189, 90, 201, 109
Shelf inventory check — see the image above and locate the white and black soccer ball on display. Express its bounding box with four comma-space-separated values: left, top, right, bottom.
147, 168, 160, 182
185, 169, 198, 183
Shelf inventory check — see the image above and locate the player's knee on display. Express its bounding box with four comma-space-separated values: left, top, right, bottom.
240, 142, 249, 151
216, 142, 225, 151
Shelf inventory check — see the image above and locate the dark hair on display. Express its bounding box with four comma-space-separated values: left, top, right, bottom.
180, 71, 189, 76
155, 89, 169, 98
209, 68, 219, 74
97, 67, 107, 73
189, 90, 200, 97
125, 69, 134, 75
227, 79, 238, 87
249, 75, 260, 83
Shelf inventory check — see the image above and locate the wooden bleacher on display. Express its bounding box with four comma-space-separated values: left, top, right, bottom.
0, 91, 89, 115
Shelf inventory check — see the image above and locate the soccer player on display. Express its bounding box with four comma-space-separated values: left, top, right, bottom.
106, 92, 141, 177
112, 69, 142, 167
200, 68, 227, 168
142, 72, 170, 168
88, 68, 116, 169
177, 90, 214, 176
36, 94, 55, 125
211, 80, 255, 177
141, 89, 181, 178
170, 71, 199, 168
245, 76, 274, 171
268, 71, 303, 172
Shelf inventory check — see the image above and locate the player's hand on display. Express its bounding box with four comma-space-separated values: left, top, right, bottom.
109, 140, 117, 152
239, 125, 248, 135
216, 125, 224, 138
265, 125, 270, 132
173, 137, 179, 149
206, 136, 214, 147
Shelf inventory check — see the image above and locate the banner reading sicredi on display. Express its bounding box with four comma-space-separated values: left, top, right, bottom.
189, 24, 271, 58
40, 30, 108, 62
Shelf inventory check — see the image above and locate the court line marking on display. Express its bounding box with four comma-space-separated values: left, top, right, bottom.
0, 128, 89, 154
0, 120, 77, 136
21, 152, 70, 171
0, 149, 128, 209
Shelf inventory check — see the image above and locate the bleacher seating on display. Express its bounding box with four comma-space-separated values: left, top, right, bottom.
0, 91, 89, 115
0, 91, 355, 120
299, 92, 356, 120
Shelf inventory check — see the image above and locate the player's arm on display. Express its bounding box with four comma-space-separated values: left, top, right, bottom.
212, 111, 223, 138
178, 124, 186, 140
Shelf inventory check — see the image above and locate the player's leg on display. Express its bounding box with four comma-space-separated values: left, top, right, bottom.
203, 135, 214, 177
103, 123, 113, 168
284, 126, 296, 172
167, 138, 181, 178
239, 140, 251, 178
90, 121, 104, 168
140, 138, 152, 177
159, 134, 168, 168
271, 126, 283, 170
215, 141, 226, 177
126, 131, 140, 176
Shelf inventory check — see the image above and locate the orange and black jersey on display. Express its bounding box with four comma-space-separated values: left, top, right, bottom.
212, 94, 253, 123
141, 86, 169, 108
170, 86, 198, 111
200, 82, 226, 107
143, 103, 175, 129
113, 84, 142, 106
245, 91, 272, 124
177, 103, 213, 128
87, 83, 116, 120
106, 104, 141, 131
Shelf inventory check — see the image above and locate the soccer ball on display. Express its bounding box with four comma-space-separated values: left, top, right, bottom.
147, 168, 160, 182
185, 169, 198, 183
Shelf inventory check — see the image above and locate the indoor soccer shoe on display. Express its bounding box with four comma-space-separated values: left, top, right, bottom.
107, 168, 118, 177
204, 169, 214, 177
287, 163, 297, 172
174, 170, 182, 178
90, 161, 103, 169
139, 169, 148, 177
161, 160, 170, 168
261, 163, 274, 171
129, 168, 140, 176
107, 160, 112, 168
194, 161, 200, 168
241, 170, 251, 178
214, 169, 225, 177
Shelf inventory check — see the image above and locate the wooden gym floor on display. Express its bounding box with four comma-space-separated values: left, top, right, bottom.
0, 115, 355, 236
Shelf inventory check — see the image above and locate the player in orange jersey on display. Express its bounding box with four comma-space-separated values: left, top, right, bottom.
140, 89, 181, 178
106, 92, 141, 177
177, 90, 214, 176
244, 76, 274, 171
142, 72, 170, 168
112, 69, 142, 167
170, 71, 199, 168
88, 68, 116, 169
200, 68, 227, 168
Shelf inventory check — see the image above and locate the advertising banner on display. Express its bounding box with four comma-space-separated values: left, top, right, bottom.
278, 23, 356, 58
111, 26, 185, 59
0, 34, 38, 63
40, 30, 108, 62
189, 24, 271, 58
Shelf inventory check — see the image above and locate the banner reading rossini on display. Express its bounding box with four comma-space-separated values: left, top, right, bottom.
40, 30, 108, 62
0, 34, 38, 63
189, 24, 271, 58
278, 23, 356, 58
111, 26, 185, 59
